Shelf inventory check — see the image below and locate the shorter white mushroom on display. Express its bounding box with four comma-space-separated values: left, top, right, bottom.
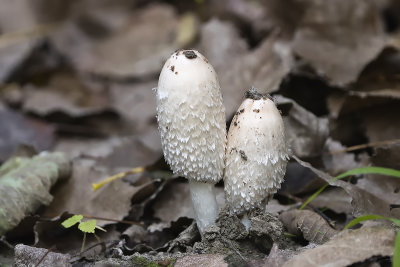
224, 88, 289, 230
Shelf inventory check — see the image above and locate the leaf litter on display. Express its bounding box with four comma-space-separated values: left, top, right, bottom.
0, 0, 400, 266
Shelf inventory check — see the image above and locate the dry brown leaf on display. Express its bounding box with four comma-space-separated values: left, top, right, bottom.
76, 4, 179, 79
0, 1, 43, 82
275, 95, 329, 158
293, 0, 386, 86
248, 243, 293, 267
175, 254, 228, 267
280, 209, 339, 244
293, 156, 400, 219
355, 143, 400, 209
283, 227, 395, 267
42, 158, 155, 226
322, 138, 365, 175
312, 188, 352, 215
14, 244, 70, 267
0, 108, 55, 161
200, 21, 292, 116
350, 49, 400, 99
110, 81, 158, 133
22, 71, 114, 118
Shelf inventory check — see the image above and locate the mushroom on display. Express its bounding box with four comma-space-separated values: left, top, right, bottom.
223, 88, 289, 230
156, 50, 226, 235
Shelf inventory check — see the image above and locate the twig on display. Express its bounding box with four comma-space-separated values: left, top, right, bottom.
34, 247, 54, 267
327, 139, 400, 155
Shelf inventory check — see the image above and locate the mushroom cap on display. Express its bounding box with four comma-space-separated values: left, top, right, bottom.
156, 50, 226, 183
224, 94, 289, 214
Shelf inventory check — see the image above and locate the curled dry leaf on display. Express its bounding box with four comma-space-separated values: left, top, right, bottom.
0, 152, 71, 235
76, 4, 179, 79
0, 108, 55, 161
14, 244, 70, 267
275, 95, 329, 158
292, 0, 386, 86
109, 81, 158, 133
283, 227, 395, 267
356, 144, 400, 209
293, 156, 400, 219
200, 21, 292, 116
22, 71, 114, 119
322, 138, 365, 175
312, 188, 353, 215
0, 0, 44, 82
280, 209, 339, 244
350, 49, 400, 99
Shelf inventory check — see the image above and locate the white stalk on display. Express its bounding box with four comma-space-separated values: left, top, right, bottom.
240, 212, 251, 231
156, 50, 226, 237
189, 180, 218, 235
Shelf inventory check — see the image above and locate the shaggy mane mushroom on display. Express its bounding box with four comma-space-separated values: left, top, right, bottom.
156, 50, 226, 235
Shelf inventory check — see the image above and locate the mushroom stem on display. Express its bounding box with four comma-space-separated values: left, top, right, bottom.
188, 180, 219, 235
240, 213, 251, 231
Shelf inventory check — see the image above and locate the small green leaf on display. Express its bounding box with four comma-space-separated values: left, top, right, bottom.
393, 231, 400, 267
78, 220, 97, 233
61, 215, 83, 228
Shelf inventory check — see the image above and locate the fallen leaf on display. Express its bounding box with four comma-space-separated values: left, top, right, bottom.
22, 71, 114, 119
110, 81, 158, 133
0, 152, 71, 235
76, 4, 179, 79
350, 48, 400, 99
14, 244, 71, 267
312, 188, 353, 215
275, 95, 329, 158
280, 209, 339, 244
322, 138, 365, 175
0, 0, 43, 82
175, 254, 228, 267
283, 227, 395, 267
292, 0, 386, 86
200, 21, 292, 116
42, 158, 155, 226
248, 243, 293, 267
281, 162, 325, 195
0, 108, 55, 161
293, 156, 400, 219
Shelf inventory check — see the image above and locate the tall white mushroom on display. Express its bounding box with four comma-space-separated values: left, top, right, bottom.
224, 88, 289, 230
156, 50, 226, 235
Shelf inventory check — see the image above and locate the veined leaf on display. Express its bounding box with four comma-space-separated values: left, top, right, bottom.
78, 220, 97, 233
61, 215, 83, 228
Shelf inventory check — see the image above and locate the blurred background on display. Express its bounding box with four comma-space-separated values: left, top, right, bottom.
1, 0, 400, 263
0, 0, 399, 167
